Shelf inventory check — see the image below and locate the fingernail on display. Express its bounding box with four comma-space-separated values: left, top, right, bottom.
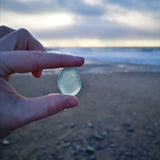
79, 57, 85, 63
76, 57, 85, 65
65, 98, 78, 108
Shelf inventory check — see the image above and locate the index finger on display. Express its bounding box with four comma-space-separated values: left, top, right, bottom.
0, 51, 85, 75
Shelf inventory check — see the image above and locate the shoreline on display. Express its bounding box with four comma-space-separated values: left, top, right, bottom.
80, 61, 160, 73
11, 61, 160, 77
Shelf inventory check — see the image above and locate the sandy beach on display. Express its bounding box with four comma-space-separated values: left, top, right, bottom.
0, 62, 160, 160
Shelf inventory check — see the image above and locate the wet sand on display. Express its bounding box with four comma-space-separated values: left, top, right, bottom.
0, 63, 160, 160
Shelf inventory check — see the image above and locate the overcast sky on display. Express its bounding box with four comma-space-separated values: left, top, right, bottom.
0, 0, 160, 47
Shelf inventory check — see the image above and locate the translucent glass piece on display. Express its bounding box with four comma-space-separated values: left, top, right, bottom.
57, 67, 81, 96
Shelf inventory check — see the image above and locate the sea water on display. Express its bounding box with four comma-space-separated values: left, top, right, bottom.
47, 47, 160, 65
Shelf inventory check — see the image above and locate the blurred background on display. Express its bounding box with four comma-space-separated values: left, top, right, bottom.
0, 1, 160, 160
1, 0, 160, 66
0, 0, 160, 47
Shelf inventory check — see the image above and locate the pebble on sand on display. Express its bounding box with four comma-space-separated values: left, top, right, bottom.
109, 143, 118, 148
1, 139, 10, 146
87, 122, 94, 128
86, 145, 95, 153
94, 132, 103, 140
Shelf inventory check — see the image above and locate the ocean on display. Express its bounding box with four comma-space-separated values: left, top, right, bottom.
13, 47, 160, 76
48, 47, 160, 65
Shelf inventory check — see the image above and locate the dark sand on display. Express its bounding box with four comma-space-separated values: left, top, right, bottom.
0, 64, 160, 160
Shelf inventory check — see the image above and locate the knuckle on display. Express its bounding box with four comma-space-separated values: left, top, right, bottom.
17, 28, 30, 38
0, 25, 8, 31
47, 97, 57, 116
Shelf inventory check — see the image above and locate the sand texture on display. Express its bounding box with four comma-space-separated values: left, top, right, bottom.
0, 68, 160, 160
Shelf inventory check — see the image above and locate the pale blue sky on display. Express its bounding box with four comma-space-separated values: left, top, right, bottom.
0, 0, 160, 47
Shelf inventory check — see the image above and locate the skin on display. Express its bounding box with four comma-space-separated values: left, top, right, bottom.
0, 26, 85, 138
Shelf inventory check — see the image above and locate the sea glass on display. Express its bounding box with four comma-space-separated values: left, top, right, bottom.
57, 67, 81, 96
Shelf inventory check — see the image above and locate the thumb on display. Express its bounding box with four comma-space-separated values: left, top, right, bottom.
22, 94, 79, 124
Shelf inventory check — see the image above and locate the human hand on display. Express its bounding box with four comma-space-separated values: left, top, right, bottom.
0, 25, 46, 78
0, 26, 84, 138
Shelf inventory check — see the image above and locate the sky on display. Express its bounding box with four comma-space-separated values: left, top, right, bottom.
0, 0, 160, 47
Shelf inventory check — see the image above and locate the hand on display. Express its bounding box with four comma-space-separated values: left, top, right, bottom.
0, 26, 84, 138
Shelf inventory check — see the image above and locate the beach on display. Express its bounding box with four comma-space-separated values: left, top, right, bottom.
0, 62, 160, 160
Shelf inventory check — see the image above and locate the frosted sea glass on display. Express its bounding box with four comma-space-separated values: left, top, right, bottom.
57, 67, 81, 96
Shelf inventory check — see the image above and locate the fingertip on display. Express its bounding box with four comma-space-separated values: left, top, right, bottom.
65, 96, 79, 108
81, 57, 85, 64
22, 94, 80, 125
77, 57, 85, 67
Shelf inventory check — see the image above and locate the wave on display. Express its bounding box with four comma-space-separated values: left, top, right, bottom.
47, 47, 160, 65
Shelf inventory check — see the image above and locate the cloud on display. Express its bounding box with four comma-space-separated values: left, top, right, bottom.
102, 5, 160, 31
104, 0, 160, 11
1, 0, 105, 16
1, 0, 160, 47
57, 0, 105, 16
2, 0, 160, 15
33, 17, 160, 40
1, 11, 75, 30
